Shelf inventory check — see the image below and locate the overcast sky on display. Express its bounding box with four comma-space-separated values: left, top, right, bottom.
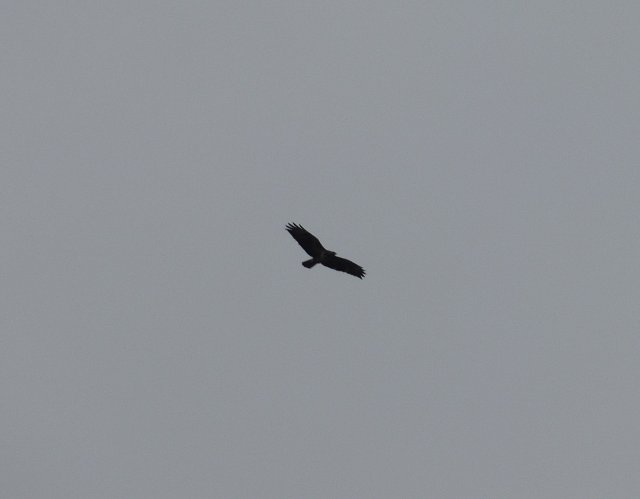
3, 2, 639, 498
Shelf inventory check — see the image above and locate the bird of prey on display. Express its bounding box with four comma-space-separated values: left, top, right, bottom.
285, 223, 365, 279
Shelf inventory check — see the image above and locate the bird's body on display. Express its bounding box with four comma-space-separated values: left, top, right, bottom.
285, 223, 365, 279
301, 248, 335, 268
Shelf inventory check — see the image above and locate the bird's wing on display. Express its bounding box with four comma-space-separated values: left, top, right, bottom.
322, 254, 366, 279
285, 223, 325, 257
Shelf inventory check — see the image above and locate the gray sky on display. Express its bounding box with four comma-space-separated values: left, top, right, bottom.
3, 2, 639, 498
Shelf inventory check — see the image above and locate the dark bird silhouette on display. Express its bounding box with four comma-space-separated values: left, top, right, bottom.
285, 223, 365, 279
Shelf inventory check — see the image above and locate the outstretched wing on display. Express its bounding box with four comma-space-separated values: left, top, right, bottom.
322, 254, 366, 279
285, 223, 325, 257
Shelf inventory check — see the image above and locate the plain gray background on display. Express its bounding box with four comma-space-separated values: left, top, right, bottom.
3, 2, 639, 498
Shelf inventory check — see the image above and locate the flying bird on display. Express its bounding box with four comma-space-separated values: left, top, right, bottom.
286, 223, 365, 279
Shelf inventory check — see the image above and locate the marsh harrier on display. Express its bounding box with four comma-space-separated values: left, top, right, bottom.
286, 223, 365, 279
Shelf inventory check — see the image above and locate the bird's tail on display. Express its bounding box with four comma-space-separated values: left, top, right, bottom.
302, 258, 317, 268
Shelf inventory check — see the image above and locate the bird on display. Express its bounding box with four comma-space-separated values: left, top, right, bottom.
285, 223, 365, 279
